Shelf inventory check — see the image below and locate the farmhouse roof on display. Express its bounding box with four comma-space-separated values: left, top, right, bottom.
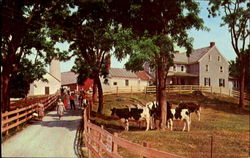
135, 71, 153, 80
174, 47, 211, 64
109, 68, 138, 78
61, 71, 77, 85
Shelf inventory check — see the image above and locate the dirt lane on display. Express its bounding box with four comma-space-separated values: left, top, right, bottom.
2, 105, 84, 158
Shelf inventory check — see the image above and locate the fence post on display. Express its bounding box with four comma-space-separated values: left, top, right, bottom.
144, 86, 147, 97
143, 142, 151, 158
228, 89, 230, 96
99, 125, 104, 154
113, 132, 118, 154
210, 135, 213, 158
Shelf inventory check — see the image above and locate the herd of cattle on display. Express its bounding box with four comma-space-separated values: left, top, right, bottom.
111, 101, 201, 132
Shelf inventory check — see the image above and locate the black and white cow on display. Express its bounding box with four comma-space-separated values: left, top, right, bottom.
111, 107, 151, 131
167, 102, 191, 132
147, 101, 191, 131
178, 102, 201, 121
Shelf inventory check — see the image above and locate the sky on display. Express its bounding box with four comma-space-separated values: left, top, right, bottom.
59, 1, 239, 72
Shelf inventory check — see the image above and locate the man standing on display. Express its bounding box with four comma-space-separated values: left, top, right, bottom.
70, 93, 76, 110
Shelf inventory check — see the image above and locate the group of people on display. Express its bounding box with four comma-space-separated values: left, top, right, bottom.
56, 88, 89, 120
34, 88, 90, 121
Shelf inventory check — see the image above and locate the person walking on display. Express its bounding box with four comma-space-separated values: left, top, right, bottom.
37, 103, 44, 121
57, 99, 66, 120
63, 92, 68, 110
70, 93, 76, 110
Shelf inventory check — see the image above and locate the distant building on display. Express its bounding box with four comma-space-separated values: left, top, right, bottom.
102, 68, 152, 92
28, 60, 61, 96
144, 42, 230, 88
61, 71, 93, 92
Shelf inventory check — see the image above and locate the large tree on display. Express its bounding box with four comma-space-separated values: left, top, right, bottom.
208, 0, 250, 107
1, 0, 70, 112
62, 1, 114, 114
109, 0, 206, 128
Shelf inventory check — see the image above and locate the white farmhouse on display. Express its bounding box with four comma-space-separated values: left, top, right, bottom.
28, 60, 61, 96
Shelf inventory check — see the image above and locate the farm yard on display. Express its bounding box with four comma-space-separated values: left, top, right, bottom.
88, 92, 250, 158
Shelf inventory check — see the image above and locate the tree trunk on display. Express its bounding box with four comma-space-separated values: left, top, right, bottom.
92, 80, 97, 103
239, 55, 246, 108
1, 69, 11, 112
157, 60, 167, 129
95, 76, 104, 114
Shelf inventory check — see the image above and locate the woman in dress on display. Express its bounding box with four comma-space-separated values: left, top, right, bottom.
57, 99, 66, 120
37, 103, 44, 121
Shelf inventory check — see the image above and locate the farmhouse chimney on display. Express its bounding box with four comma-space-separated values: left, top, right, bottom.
210, 42, 215, 47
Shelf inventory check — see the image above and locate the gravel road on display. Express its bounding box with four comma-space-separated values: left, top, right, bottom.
2, 105, 84, 158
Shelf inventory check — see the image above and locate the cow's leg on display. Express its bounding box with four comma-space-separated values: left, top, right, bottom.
145, 117, 150, 131
150, 117, 155, 129
182, 120, 187, 131
169, 119, 173, 131
167, 120, 170, 129
187, 119, 190, 132
196, 111, 201, 121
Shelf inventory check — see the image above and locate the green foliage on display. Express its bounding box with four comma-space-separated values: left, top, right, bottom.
208, 0, 250, 54
9, 58, 47, 98
108, 0, 206, 72
229, 59, 240, 78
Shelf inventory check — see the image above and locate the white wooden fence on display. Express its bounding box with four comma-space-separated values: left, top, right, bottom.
103, 85, 249, 100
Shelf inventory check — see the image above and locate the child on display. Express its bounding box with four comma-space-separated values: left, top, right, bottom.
57, 99, 66, 120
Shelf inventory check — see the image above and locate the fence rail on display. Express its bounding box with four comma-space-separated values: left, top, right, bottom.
1, 94, 58, 135
83, 104, 183, 158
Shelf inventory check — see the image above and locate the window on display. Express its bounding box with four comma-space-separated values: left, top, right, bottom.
220, 66, 223, 72
205, 65, 209, 72
113, 82, 117, 86
218, 56, 221, 62
181, 66, 184, 72
173, 65, 176, 71
125, 80, 129, 86
219, 78, 225, 87
208, 55, 211, 61
204, 78, 210, 86
45, 87, 50, 95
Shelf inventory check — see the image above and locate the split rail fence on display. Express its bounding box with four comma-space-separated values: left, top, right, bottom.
83, 104, 183, 158
103, 85, 249, 101
1, 94, 58, 135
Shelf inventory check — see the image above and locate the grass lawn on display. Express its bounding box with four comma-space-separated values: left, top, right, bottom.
88, 92, 250, 158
